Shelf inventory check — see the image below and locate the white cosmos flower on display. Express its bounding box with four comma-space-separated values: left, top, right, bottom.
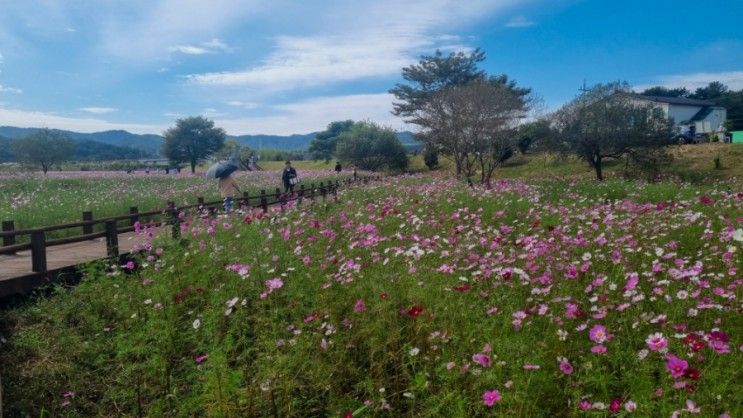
733, 229, 743, 242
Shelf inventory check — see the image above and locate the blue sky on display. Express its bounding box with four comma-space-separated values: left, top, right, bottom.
0, 0, 741, 135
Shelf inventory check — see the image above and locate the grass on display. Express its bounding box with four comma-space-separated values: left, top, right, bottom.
0, 168, 356, 240
1, 172, 741, 417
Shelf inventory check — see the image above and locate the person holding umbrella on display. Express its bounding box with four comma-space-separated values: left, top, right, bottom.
206, 161, 240, 213
282, 160, 298, 194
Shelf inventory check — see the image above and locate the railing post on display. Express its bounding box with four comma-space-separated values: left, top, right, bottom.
30, 230, 47, 273
129, 206, 139, 227
333, 180, 339, 201
168, 201, 180, 238
242, 191, 250, 209
260, 190, 268, 213
298, 184, 305, 205
320, 182, 327, 201
197, 196, 205, 206
2, 220, 15, 252
82, 211, 93, 235
105, 220, 119, 261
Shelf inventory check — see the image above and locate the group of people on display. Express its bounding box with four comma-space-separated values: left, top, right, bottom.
218, 160, 352, 213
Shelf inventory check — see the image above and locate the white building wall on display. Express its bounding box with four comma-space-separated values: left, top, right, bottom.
667, 105, 702, 124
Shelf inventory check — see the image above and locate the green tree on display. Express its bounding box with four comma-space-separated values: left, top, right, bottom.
162, 116, 226, 173
690, 81, 728, 100
336, 122, 408, 171
639, 86, 690, 98
308, 120, 354, 162
551, 82, 674, 181
11, 129, 76, 174
423, 147, 439, 170
516, 119, 551, 154
214, 139, 255, 169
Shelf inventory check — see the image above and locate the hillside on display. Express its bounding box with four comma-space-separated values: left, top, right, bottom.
0, 126, 421, 155
0, 133, 149, 161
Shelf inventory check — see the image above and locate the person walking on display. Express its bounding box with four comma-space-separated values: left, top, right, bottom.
282, 160, 298, 194
219, 173, 241, 213
334, 161, 342, 174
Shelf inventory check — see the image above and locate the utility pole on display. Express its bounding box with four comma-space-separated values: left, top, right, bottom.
579, 79, 590, 95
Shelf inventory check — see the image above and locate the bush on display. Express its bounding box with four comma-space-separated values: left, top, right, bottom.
423, 148, 439, 170
336, 122, 408, 171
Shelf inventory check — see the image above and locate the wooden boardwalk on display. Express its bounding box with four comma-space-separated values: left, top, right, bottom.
0, 231, 156, 298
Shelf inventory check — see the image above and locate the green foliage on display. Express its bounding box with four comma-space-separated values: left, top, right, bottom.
10, 128, 76, 173
689, 81, 728, 100
551, 82, 674, 180
336, 121, 408, 171
257, 148, 306, 162
639, 86, 690, 97
214, 139, 255, 168
309, 120, 354, 161
516, 120, 551, 154
423, 147, 439, 170
162, 116, 226, 173
390, 48, 487, 120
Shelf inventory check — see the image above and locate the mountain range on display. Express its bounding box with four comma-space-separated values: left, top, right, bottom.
0, 126, 419, 157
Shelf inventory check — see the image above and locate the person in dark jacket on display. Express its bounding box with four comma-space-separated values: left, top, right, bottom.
282, 160, 298, 193
334, 161, 342, 174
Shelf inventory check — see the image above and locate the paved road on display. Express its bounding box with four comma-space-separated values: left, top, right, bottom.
0, 231, 151, 281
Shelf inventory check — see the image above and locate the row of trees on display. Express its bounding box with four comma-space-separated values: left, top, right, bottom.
388, 49, 680, 182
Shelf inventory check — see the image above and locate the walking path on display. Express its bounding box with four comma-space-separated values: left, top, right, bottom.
0, 231, 149, 282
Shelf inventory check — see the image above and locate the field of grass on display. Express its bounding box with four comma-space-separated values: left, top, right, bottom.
1, 172, 741, 417
0, 169, 356, 238
411, 143, 743, 182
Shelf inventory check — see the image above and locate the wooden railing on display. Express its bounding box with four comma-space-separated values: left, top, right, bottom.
0, 176, 376, 276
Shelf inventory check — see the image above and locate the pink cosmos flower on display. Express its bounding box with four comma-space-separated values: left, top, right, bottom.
645, 333, 668, 351
591, 345, 607, 354
609, 397, 622, 413
589, 324, 607, 343
194, 354, 208, 364
665, 353, 688, 378
265, 278, 284, 289
625, 400, 637, 412
482, 389, 501, 406
579, 399, 592, 410
472, 353, 491, 368
354, 299, 367, 313
559, 360, 573, 375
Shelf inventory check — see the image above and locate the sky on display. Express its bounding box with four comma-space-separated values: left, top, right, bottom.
0, 0, 741, 135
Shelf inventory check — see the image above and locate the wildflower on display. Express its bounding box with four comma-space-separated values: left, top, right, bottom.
591, 345, 607, 354
609, 398, 622, 413
665, 353, 688, 378
409, 347, 420, 356
625, 400, 637, 412
482, 389, 501, 406
472, 353, 491, 367
354, 299, 367, 313
578, 399, 591, 410
408, 305, 424, 317
589, 324, 607, 343
192, 319, 201, 329
265, 278, 284, 289
558, 358, 573, 375
732, 228, 743, 242
645, 332, 668, 351
194, 353, 208, 364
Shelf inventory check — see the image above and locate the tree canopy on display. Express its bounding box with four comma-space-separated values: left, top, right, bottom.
308, 120, 354, 161
639, 86, 690, 98
552, 82, 674, 180
10, 129, 76, 173
162, 116, 226, 173
335, 122, 408, 171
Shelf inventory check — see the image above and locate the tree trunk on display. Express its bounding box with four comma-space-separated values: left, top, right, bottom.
592, 156, 604, 181
190, 159, 196, 174
42, 164, 49, 174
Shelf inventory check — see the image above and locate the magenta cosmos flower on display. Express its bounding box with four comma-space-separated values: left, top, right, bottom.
482, 389, 501, 406
665, 353, 688, 378
472, 353, 491, 368
645, 333, 668, 351
589, 324, 608, 343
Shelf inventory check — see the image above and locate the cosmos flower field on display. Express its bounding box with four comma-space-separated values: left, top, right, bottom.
1, 173, 741, 417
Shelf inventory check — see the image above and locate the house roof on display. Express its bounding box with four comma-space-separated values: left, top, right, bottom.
634, 94, 716, 107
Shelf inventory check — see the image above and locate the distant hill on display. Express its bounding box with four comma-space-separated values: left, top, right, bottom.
0, 134, 148, 162
0, 135, 12, 162
0, 126, 421, 155
0, 126, 162, 156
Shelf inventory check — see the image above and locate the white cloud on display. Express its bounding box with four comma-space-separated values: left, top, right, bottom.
0, 84, 23, 94
226, 100, 259, 109
79, 107, 118, 114
100, 0, 260, 61
633, 71, 743, 92
186, 0, 526, 91
505, 16, 535, 28
213, 93, 409, 135
0, 105, 164, 134
169, 45, 209, 55
169, 38, 232, 55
